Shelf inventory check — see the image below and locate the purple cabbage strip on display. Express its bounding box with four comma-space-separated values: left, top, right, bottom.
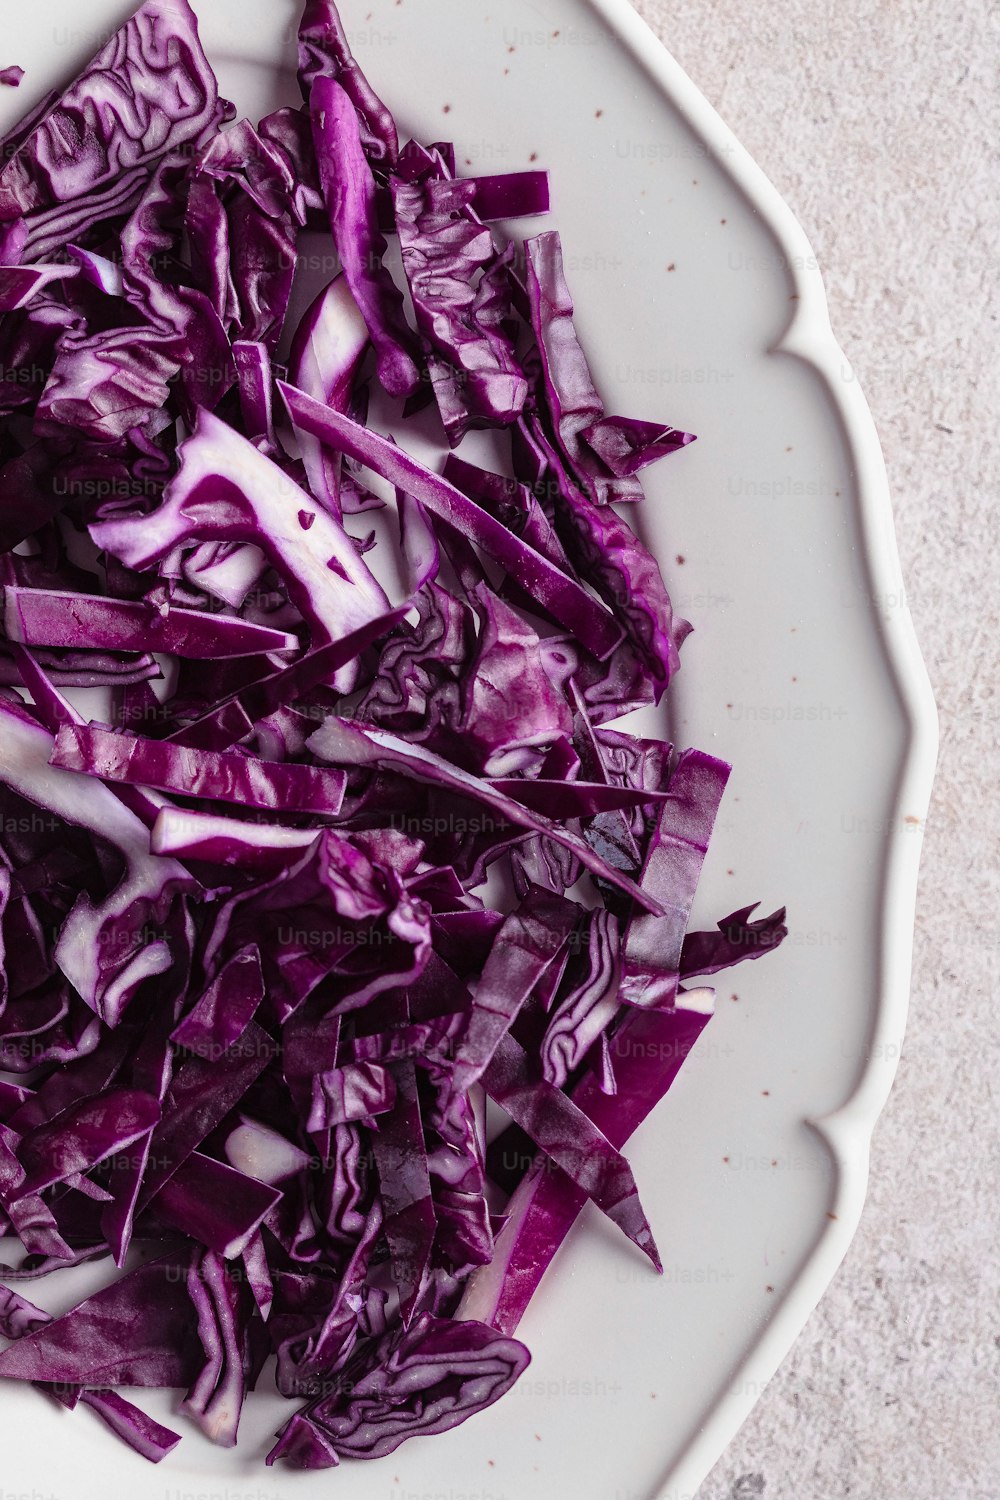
0, 264, 79, 312
621, 749, 732, 1009
520, 405, 692, 688
391, 172, 527, 444
311, 76, 418, 398
444, 888, 578, 1103
524, 230, 644, 507
681, 902, 789, 978
137, 1021, 278, 1209
232, 341, 276, 447
278, 382, 625, 660
287, 274, 369, 517
50, 724, 348, 816
79, 1389, 182, 1463
458, 996, 715, 1335
3, 586, 298, 658
308, 1062, 397, 1131
540, 907, 622, 1088
481, 1032, 661, 1270
170, 945, 265, 1058
581, 414, 697, 478
468, 170, 550, 221
151, 1152, 282, 1260
0, 1254, 205, 1387
151, 809, 320, 871
297, 0, 400, 165
488, 777, 671, 818
0, 1285, 182, 1462
66, 243, 124, 297
179, 1251, 253, 1447
368, 1059, 436, 1328
15, 1088, 161, 1198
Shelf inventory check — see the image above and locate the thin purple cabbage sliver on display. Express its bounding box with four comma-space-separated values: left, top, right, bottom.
0, 1285, 182, 1461
621, 749, 733, 1009
458, 1000, 714, 1335
310, 76, 419, 398
49, 724, 348, 816
297, 0, 400, 165
2, 587, 297, 658
681, 903, 790, 978
278, 381, 627, 661
481, 1032, 662, 1270
0, 0, 787, 1475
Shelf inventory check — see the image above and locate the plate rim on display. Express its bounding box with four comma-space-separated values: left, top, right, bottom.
581, 0, 940, 1492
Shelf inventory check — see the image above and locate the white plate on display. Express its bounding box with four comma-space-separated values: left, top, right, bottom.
0, 3, 938, 1497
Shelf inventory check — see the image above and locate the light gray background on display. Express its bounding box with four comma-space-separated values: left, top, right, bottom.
628, 1, 999, 1497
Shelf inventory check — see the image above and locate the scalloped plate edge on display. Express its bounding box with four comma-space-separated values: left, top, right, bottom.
579, 1, 940, 1494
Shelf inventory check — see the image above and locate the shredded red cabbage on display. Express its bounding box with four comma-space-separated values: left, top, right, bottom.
0, 0, 786, 1474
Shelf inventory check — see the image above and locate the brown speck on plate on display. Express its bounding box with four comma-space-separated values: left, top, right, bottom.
552, 28, 560, 36
529, 151, 539, 162
785, 445, 793, 452
904, 814, 921, 825
762, 1090, 771, 1096
789, 293, 800, 300
676, 553, 685, 564
595, 108, 604, 118
508, 44, 516, 52
730, 993, 739, 1002
722, 1155, 730, 1163
791, 675, 798, 683
766, 1285, 775, 1294
827, 1212, 839, 1221
442, 104, 451, 113
771, 1160, 778, 1167
535, 1433, 542, 1440
720, 218, 727, 224
666, 262, 676, 271
692, 178, 698, 185
726, 868, 734, 876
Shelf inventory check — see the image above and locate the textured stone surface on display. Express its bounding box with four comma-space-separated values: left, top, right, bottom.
627, 1, 999, 1496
